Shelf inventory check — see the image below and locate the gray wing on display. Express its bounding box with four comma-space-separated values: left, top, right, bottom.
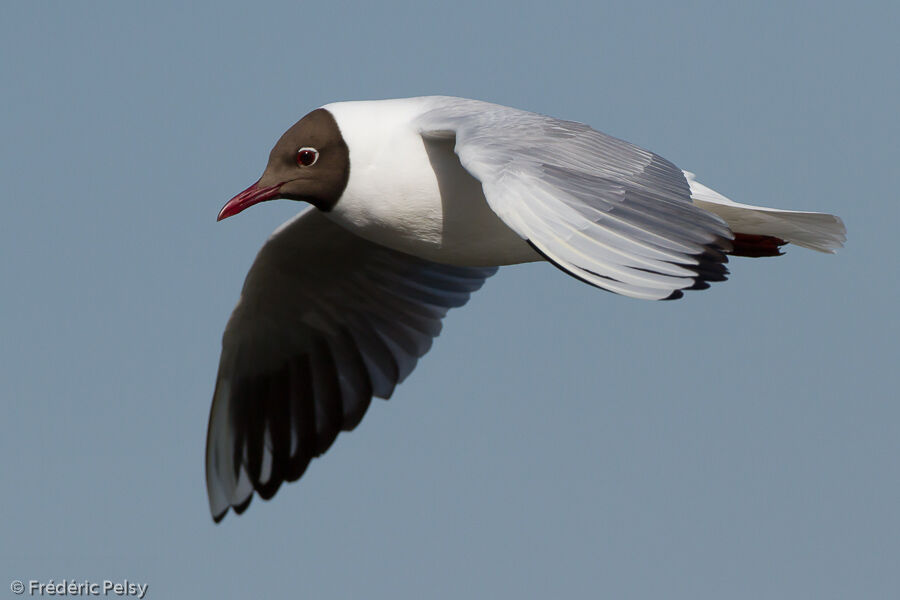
206, 209, 496, 521
417, 97, 734, 300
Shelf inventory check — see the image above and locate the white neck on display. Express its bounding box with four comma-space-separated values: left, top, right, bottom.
321, 98, 536, 266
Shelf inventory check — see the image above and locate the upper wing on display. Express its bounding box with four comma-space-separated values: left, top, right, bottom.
417, 97, 734, 300
206, 209, 496, 521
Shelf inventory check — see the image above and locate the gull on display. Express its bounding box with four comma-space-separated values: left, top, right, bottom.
206, 96, 845, 521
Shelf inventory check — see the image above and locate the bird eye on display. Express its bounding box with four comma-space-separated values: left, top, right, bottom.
296, 147, 319, 167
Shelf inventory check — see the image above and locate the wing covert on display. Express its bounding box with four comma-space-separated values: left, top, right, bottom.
417, 97, 734, 300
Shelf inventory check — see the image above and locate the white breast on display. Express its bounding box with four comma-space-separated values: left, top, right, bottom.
322, 99, 538, 267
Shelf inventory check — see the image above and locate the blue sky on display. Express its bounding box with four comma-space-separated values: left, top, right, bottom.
2, 2, 898, 598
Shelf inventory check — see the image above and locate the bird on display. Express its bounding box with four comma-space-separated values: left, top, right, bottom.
206, 96, 845, 522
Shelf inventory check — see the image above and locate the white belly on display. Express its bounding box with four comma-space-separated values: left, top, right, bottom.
322, 99, 539, 267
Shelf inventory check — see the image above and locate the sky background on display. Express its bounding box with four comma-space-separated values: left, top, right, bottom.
2, 1, 898, 598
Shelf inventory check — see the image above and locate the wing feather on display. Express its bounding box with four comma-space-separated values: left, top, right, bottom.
417, 97, 733, 300
206, 209, 495, 521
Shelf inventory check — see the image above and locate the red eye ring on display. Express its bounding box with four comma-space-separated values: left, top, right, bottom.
296, 147, 319, 167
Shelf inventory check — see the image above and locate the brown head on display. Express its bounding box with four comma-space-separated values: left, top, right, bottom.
217, 108, 350, 221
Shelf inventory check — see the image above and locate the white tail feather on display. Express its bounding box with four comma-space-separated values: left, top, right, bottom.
683, 171, 846, 253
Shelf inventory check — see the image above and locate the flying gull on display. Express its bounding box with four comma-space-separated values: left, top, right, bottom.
206, 96, 846, 522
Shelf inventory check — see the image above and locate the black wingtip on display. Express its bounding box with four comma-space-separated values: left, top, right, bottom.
233, 495, 253, 516
528, 239, 732, 301
255, 477, 283, 500
284, 456, 311, 483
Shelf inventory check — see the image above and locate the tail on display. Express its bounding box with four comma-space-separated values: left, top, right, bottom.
684, 171, 846, 255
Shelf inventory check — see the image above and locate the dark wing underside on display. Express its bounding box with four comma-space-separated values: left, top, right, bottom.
206, 209, 495, 521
